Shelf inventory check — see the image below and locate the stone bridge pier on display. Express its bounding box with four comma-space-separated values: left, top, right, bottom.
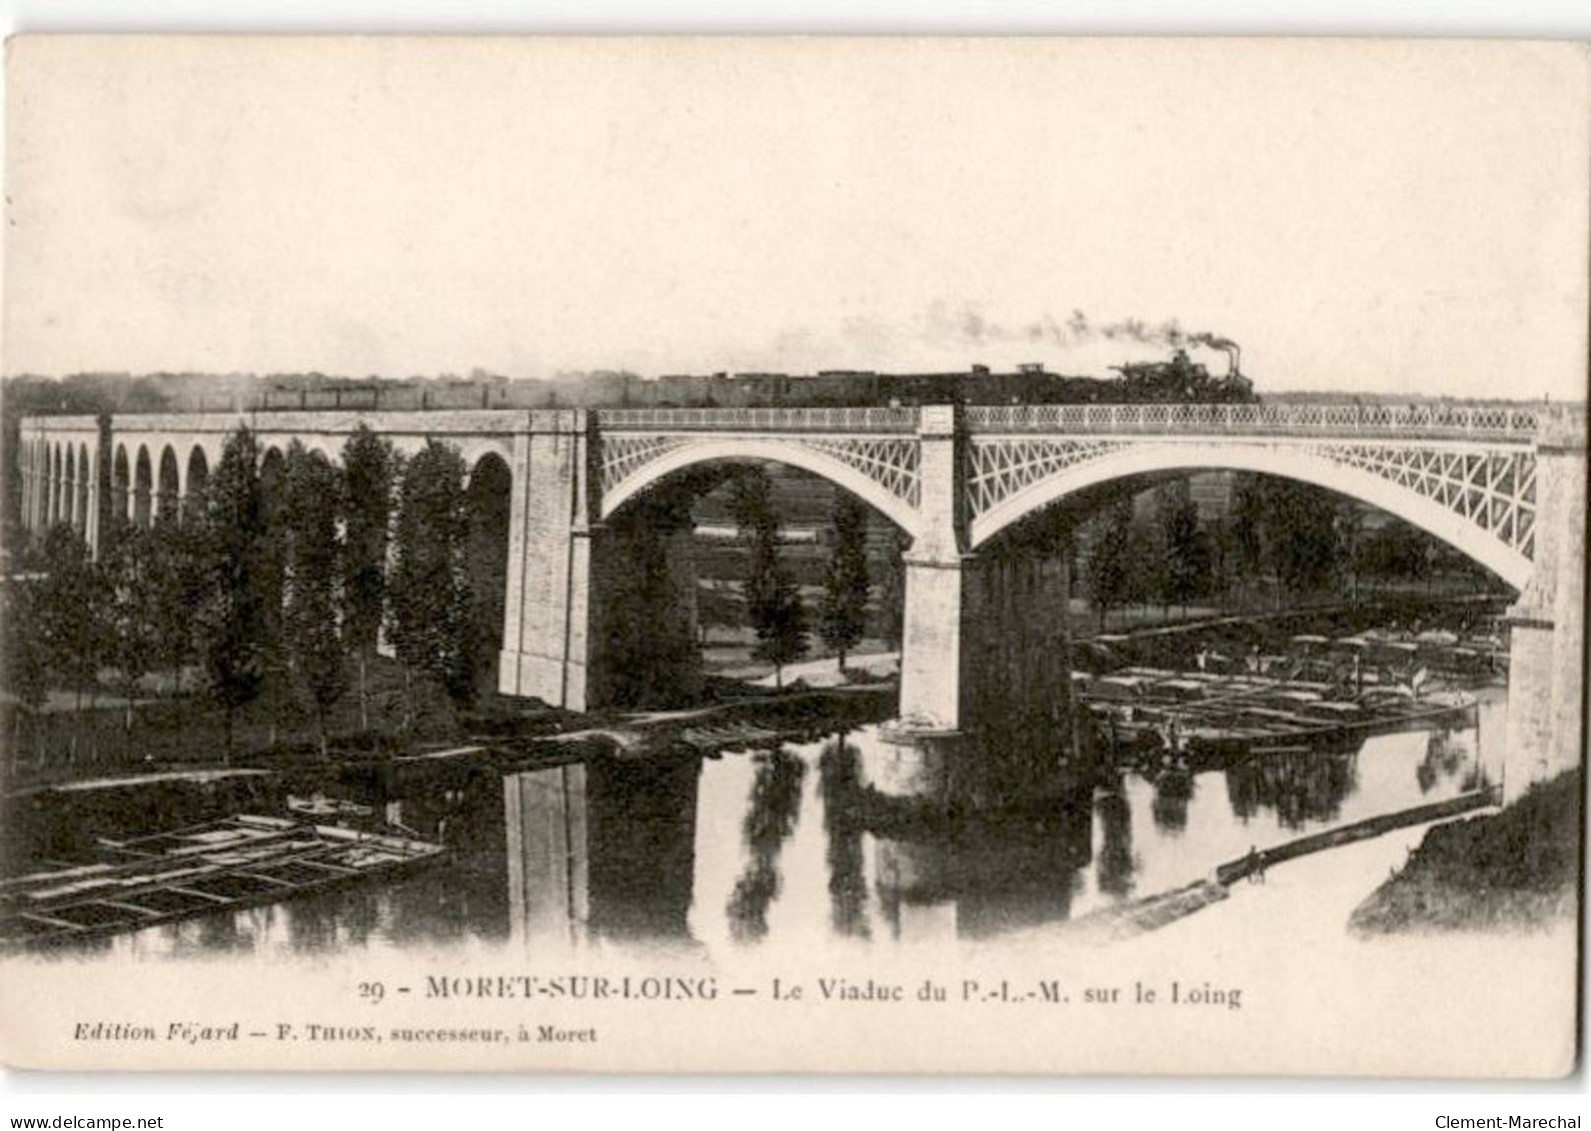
496, 411, 603, 711
897, 407, 1075, 739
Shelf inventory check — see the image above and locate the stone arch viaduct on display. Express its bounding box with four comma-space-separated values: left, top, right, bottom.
18, 400, 1585, 801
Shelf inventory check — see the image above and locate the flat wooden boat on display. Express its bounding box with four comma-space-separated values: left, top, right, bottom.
0, 815, 444, 952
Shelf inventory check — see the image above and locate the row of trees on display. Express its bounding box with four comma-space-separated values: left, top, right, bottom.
6, 437, 889, 761
1083, 473, 1502, 628
1085, 483, 1214, 627
4, 425, 500, 762
728, 471, 876, 687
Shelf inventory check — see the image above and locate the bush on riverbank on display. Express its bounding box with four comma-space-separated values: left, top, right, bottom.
1349, 769, 1581, 935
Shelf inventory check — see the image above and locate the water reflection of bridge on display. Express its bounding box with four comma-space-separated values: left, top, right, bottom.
494, 718, 1477, 949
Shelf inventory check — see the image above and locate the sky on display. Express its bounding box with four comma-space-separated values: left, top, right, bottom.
5, 36, 1588, 400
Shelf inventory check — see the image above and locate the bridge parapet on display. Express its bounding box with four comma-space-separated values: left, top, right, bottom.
107, 408, 536, 436
597, 406, 920, 433
964, 401, 1541, 441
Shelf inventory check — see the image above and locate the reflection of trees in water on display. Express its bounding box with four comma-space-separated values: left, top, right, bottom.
1417, 730, 1471, 795
195, 905, 246, 952
1149, 771, 1194, 835
1224, 749, 1358, 831
284, 896, 339, 953
1094, 784, 1135, 898
727, 750, 806, 942
818, 737, 870, 939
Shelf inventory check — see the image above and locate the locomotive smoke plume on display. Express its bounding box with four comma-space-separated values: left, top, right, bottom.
943, 304, 1241, 375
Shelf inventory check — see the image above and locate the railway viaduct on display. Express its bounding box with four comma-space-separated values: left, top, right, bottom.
17, 400, 1585, 802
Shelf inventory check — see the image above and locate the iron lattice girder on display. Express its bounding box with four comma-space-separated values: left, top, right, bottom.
1312, 441, 1537, 559
599, 434, 694, 497
966, 437, 1128, 519
965, 435, 1538, 560
596, 408, 1540, 565
598, 432, 921, 509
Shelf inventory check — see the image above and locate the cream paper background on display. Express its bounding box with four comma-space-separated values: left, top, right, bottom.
0, 35, 1585, 1075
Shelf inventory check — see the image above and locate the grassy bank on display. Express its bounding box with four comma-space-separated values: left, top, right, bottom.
1349, 769, 1581, 935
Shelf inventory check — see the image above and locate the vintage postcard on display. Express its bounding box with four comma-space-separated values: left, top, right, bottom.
0, 36, 1584, 1075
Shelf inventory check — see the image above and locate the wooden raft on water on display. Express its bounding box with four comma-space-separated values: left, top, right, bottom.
0, 815, 445, 951
1080, 667, 1480, 756
677, 721, 781, 754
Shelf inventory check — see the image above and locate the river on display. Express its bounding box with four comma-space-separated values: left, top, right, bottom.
80, 686, 1505, 961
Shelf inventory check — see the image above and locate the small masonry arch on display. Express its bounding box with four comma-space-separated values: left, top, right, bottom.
77, 442, 91, 531
259, 446, 288, 514
184, 445, 211, 516
599, 437, 925, 541
112, 444, 131, 523
63, 446, 77, 527
50, 444, 63, 525
132, 445, 154, 528
254, 434, 341, 467
157, 445, 181, 523
969, 440, 1533, 591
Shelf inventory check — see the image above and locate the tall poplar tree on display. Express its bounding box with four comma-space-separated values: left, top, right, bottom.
195, 426, 269, 759
282, 443, 347, 756
341, 425, 395, 730
876, 527, 912, 651
730, 468, 808, 688
1087, 496, 1136, 630
101, 523, 159, 731
2, 579, 49, 758
1157, 481, 1212, 617
37, 524, 106, 756
388, 440, 476, 721
819, 494, 870, 672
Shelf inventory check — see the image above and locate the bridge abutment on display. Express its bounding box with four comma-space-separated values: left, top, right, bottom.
1503, 408, 1586, 803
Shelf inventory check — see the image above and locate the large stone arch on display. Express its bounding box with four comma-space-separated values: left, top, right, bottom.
465, 451, 514, 693
599, 437, 925, 541
969, 440, 1533, 591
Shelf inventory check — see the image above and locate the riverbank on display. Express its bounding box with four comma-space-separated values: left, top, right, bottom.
1348, 769, 1580, 935
1065, 787, 1497, 941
